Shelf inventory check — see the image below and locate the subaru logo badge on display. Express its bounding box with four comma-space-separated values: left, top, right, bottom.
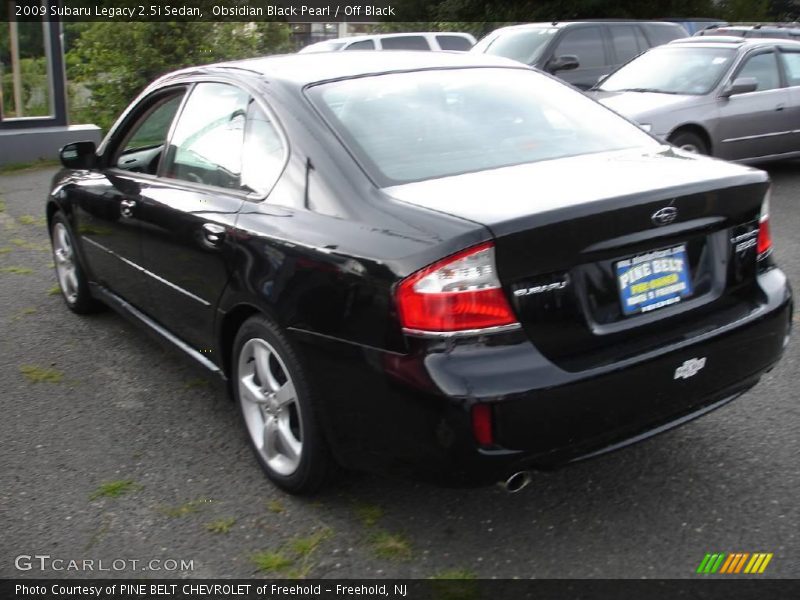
652, 206, 678, 227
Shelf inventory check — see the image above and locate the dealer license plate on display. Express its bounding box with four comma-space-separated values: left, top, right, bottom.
616, 244, 693, 316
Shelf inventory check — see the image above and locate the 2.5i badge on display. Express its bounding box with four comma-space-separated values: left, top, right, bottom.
675, 357, 707, 380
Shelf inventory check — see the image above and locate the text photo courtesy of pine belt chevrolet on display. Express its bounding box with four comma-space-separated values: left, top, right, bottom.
48, 52, 792, 495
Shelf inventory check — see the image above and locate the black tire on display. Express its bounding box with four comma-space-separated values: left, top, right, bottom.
49, 212, 103, 314
668, 130, 709, 155
232, 314, 333, 494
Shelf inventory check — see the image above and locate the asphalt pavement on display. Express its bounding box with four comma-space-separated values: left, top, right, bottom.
1, 162, 798, 579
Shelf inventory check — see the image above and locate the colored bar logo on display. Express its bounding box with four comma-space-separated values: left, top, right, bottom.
696, 552, 773, 574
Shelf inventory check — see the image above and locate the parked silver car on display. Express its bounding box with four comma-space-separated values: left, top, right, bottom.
589, 37, 800, 162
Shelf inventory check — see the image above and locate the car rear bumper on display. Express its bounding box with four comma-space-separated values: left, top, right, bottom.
291, 267, 792, 486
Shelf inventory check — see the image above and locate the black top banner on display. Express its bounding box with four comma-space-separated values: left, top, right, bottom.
2, 0, 796, 23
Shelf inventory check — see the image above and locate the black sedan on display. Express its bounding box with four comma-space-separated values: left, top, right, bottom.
48, 52, 791, 494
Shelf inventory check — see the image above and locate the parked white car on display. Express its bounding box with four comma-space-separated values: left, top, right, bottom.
299, 32, 476, 53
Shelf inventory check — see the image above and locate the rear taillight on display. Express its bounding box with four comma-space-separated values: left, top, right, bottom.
757, 190, 772, 260
396, 242, 518, 333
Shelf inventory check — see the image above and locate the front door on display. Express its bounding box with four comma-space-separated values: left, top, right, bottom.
75, 89, 186, 310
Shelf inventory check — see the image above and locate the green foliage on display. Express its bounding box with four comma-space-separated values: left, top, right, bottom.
251, 550, 294, 573
66, 22, 292, 131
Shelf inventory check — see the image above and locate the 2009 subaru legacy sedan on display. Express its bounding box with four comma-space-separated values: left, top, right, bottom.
48, 52, 791, 494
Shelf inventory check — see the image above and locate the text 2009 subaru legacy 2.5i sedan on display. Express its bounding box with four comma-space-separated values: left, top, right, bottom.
48, 52, 791, 494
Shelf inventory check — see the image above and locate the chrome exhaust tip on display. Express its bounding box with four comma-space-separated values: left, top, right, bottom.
500, 471, 532, 494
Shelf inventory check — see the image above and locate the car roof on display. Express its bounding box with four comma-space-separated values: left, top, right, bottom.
668, 36, 800, 49
312, 32, 474, 44
495, 20, 682, 31
164, 51, 525, 88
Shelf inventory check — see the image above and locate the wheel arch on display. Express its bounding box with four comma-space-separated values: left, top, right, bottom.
667, 124, 713, 155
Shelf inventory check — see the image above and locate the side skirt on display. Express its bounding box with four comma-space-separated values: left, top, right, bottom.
89, 282, 226, 380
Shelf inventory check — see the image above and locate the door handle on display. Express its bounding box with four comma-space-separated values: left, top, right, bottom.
120, 198, 136, 218
202, 223, 226, 246
776, 104, 785, 111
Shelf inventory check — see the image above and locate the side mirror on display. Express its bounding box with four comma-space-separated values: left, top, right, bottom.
721, 77, 758, 98
60, 141, 97, 170
546, 54, 580, 73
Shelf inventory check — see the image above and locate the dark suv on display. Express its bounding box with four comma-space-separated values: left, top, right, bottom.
471, 21, 687, 89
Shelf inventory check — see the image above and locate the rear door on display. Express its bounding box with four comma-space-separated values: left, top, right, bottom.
134, 81, 285, 352
717, 49, 792, 160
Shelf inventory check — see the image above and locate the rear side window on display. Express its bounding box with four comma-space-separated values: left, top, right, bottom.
381, 36, 430, 50
345, 39, 375, 50
609, 25, 647, 63
553, 27, 607, 68
642, 23, 687, 46
780, 51, 800, 86
241, 101, 286, 196
436, 35, 473, 51
163, 83, 249, 190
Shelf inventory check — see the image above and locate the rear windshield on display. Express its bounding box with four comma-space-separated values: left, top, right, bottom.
307, 68, 658, 186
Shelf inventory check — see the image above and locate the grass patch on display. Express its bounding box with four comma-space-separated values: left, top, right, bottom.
354, 503, 383, 527
266, 499, 285, 513
1, 266, 33, 275
251, 550, 293, 574
251, 527, 333, 578
48, 285, 61, 296
184, 378, 210, 390
159, 498, 213, 518
17, 215, 46, 226
19, 365, 63, 383
89, 480, 141, 500
206, 517, 236, 534
370, 530, 412, 561
0, 246, 11, 254
0, 200, 5, 212
0, 159, 59, 174
290, 528, 332, 558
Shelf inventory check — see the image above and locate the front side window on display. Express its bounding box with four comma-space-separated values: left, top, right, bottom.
381, 36, 430, 51
600, 47, 736, 95
309, 67, 657, 186
553, 27, 607, 68
113, 91, 185, 175
345, 39, 375, 50
162, 83, 249, 190
436, 35, 473, 51
476, 28, 558, 65
736, 52, 781, 91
